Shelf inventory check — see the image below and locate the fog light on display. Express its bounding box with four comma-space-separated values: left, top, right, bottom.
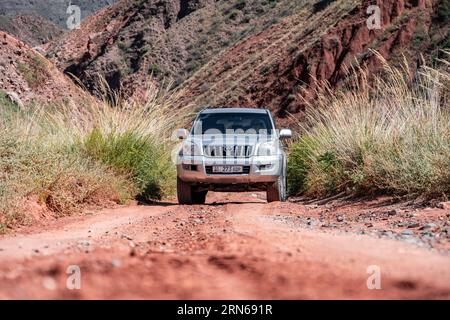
258, 164, 274, 170
182, 164, 198, 171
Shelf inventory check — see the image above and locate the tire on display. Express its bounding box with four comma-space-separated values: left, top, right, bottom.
177, 177, 193, 204
193, 190, 208, 205
267, 174, 287, 203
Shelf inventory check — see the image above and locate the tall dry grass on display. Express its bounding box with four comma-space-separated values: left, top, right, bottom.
0, 83, 190, 232
288, 53, 450, 199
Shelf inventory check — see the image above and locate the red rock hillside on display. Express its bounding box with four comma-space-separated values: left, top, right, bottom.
0, 31, 90, 106
180, 0, 449, 118
43, 0, 449, 118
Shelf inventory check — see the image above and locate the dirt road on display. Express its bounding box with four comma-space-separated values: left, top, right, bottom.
0, 193, 449, 299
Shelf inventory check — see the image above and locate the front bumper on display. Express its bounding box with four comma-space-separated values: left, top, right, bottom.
177, 155, 283, 184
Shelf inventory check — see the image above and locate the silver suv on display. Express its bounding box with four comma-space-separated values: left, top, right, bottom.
176, 108, 292, 204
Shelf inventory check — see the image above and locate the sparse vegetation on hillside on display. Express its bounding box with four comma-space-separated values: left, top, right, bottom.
17, 54, 50, 89
174, 0, 309, 84
288, 54, 450, 199
0, 0, 117, 28
178, 0, 360, 112
0, 90, 17, 110
47, 0, 311, 97
0, 84, 189, 232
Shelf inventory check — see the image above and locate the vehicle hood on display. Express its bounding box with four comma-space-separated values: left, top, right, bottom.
188, 134, 274, 146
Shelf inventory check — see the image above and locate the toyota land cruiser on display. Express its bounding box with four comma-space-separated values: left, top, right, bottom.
176, 108, 292, 204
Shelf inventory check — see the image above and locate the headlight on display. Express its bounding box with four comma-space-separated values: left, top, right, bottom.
257, 142, 277, 156
181, 141, 202, 156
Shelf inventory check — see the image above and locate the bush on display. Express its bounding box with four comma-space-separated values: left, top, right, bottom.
117, 41, 128, 52
83, 128, 174, 201
0, 129, 134, 231
288, 53, 450, 198
0, 83, 189, 231
287, 137, 313, 195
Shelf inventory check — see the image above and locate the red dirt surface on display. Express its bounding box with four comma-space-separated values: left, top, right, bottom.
0, 192, 449, 299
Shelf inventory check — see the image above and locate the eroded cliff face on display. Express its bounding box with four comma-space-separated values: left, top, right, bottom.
46, 0, 218, 99
42, 0, 447, 117
180, 0, 446, 119
265, 0, 435, 115
0, 32, 89, 104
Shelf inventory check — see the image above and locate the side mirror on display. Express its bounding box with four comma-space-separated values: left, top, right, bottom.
279, 129, 292, 140
177, 128, 188, 140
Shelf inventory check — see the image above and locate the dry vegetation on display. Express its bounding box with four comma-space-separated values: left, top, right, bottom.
288, 53, 450, 199
0, 84, 190, 232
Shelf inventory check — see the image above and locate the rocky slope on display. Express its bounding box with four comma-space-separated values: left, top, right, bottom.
180, 0, 449, 117
0, 31, 90, 106
0, 0, 117, 28
46, 0, 449, 117
46, 0, 310, 100
0, 14, 64, 47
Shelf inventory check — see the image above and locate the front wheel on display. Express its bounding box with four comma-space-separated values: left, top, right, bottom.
177, 177, 193, 204
177, 178, 207, 205
193, 190, 208, 205
267, 174, 287, 203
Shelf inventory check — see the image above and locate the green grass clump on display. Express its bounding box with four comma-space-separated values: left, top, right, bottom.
0, 128, 134, 231
288, 53, 450, 199
83, 128, 175, 201
287, 137, 313, 195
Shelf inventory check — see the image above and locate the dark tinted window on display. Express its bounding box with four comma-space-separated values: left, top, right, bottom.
192, 113, 273, 135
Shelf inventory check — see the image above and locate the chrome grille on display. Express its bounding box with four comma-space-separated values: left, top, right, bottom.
203, 145, 253, 158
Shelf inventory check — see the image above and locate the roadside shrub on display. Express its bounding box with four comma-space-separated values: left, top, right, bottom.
0, 127, 134, 231
288, 53, 450, 198
83, 128, 174, 201
287, 137, 313, 195
0, 83, 189, 231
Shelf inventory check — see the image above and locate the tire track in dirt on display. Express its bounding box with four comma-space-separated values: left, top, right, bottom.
224, 200, 450, 299
0, 205, 172, 261
0, 193, 449, 299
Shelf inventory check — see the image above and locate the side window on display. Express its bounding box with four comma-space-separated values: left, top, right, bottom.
190, 115, 202, 135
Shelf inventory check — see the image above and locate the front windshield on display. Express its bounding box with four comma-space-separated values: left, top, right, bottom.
192, 113, 274, 135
